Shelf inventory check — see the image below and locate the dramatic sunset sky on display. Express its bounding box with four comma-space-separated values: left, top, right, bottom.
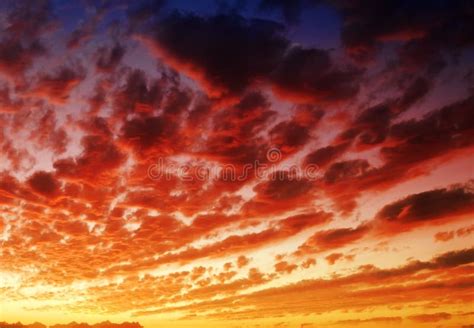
0, 0, 473, 327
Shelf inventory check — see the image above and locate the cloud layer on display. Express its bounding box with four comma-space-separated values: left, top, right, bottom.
0, 0, 473, 327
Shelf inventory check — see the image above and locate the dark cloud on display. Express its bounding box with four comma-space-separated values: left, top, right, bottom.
112, 69, 196, 158
433, 247, 474, 268
4, 0, 55, 40
337, 102, 393, 148
336, 76, 432, 149
96, 43, 126, 72
385, 96, 474, 162
120, 116, 172, 156
393, 77, 431, 113
113, 69, 163, 116
375, 183, 474, 232
150, 12, 289, 98
332, 0, 474, 64
322, 95, 474, 212
353, 103, 392, 146
373, 184, 474, 240
297, 224, 371, 253
27, 171, 60, 198
0, 0, 55, 82
0, 39, 45, 81
304, 142, 349, 168
324, 159, 370, 184
54, 135, 126, 185
255, 171, 314, 201
202, 91, 275, 165
270, 46, 361, 103
31, 65, 86, 104
144, 12, 361, 101
270, 121, 311, 151
268, 107, 324, 154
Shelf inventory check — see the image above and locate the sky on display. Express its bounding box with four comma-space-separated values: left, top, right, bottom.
0, 0, 473, 327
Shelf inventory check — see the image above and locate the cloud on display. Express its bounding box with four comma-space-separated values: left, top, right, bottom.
101, 211, 331, 276
269, 106, 324, 154
142, 12, 361, 101
27, 171, 61, 198
54, 135, 126, 185
237, 255, 250, 268
256, 172, 314, 200
435, 224, 474, 242
112, 69, 164, 117
4, 0, 56, 40
375, 183, 474, 233
0, 38, 45, 81
270, 46, 361, 103
95, 43, 126, 73
274, 260, 298, 274
1, 1, 473, 325
31, 109, 69, 154
304, 142, 349, 168
31, 65, 86, 104
201, 91, 275, 165
407, 312, 452, 323
325, 252, 354, 265
120, 116, 170, 152
297, 224, 371, 254
320, 95, 474, 212
0, 0, 54, 80
133, 247, 474, 319
243, 173, 317, 215
324, 159, 370, 184
333, 0, 474, 65
147, 12, 289, 98
0, 85, 24, 113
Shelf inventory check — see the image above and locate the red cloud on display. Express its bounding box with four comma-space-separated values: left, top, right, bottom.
374, 183, 474, 234
408, 312, 452, 323
27, 171, 61, 198
54, 135, 126, 185
31, 66, 85, 104
1, 1, 473, 326
297, 224, 371, 254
